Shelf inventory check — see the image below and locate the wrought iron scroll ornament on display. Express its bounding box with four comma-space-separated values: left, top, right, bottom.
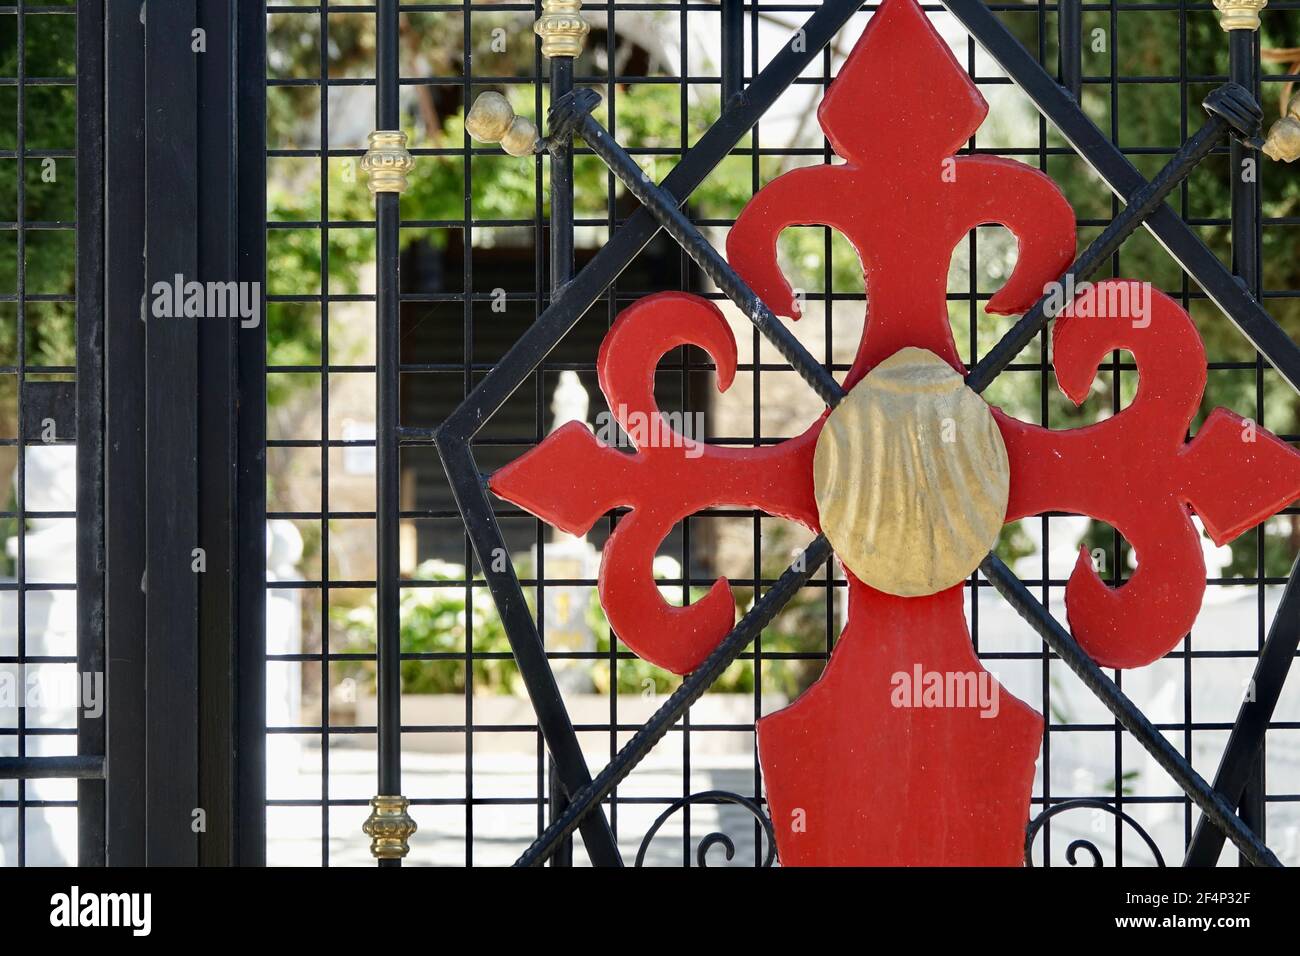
635, 791, 778, 868
429, 0, 1300, 866
1025, 800, 1167, 868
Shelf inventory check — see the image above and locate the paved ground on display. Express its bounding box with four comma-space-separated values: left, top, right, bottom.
8, 737, 1298, 866
267, 744, 771, 867
263, 742, 1300, 867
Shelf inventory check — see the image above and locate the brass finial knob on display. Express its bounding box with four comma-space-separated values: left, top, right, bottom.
360, 130, 414, 195
363, 794, 417, 860
535, 0, 589, 59
1213, 0, 1267, 31
1262, 93, 1300, 162
465, 92, 539, 157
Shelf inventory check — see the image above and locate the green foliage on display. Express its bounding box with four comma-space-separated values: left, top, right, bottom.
0, 15, 78, 382
333, 559, 521, 696
995, 520, 1038, 568
334, 550, 835, 699
266, 155, 376, 403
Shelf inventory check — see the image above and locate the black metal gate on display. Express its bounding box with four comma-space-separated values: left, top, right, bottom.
2, 0, 266, 866
0, 0, 104, 867
5, 0, 1300, 869
263, 0, 1298, 868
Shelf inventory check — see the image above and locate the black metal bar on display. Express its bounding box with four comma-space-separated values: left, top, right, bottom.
234, 0, 269, 868
75, 0, 107, 866
1057, 0, 1081, 101
545, 42, 577, 871
1229, 26, 1266, 864
0, 757, 107, 781
435, 0, 864, 446
195, 0, 237, 867
555, 95, 844, 407
721, 0, 745, 105
14, 0, 27, 870
1228, 29, 1262, 299
1185, 559, 1300, 864
546, 765, 573, 867
321, 0, 338, 867
942, 0, 1300, 396
979, 553, 1282, 867
514, 535, 834, 866
143, 0, 201, 866
102, 0, 148, 866
375, 0, 403, 868
1230, 29, 1262, 298
461, 0, 474, 866
437, 441, 624, 865
965, 85, 1255, 393
549, 59, 575, 298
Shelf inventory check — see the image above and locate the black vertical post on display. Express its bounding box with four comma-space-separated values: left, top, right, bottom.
546, 45, 577, 868
1229, 24, 1265, 864
196, 0, 236, 867
76, 0, 107, 867
1230, 30, 1261, 298
14, 0, 27, 871
194, 0, 263, 867
721, 0, 745, 104
550, 58, 575, 297
375, 0, 404, 867
98, 0, 260, 868
1058, 0, 1082, 101
547, 755, 573, 867
103, 0, 148, 866
234, 0, 269, 869
143, 0, 201, 867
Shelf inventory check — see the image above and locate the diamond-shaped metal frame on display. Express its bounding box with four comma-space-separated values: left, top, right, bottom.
414, 0, 1300, 867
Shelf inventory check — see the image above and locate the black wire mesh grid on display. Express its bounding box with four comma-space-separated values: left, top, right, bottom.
274, 0, 1289, 866
256, 0, 1300, 868
0, 0, 82, 868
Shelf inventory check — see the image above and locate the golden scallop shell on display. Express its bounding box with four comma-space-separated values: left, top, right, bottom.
813, 347, 1010, 597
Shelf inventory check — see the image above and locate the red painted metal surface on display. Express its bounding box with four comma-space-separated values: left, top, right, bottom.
997, 281, 1300, 669
489, 0, 1300, 865
726, 0, 1075, 384
731, 0, 1069, 866
490, 292, 820, 675
757, 580, 1043, 866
